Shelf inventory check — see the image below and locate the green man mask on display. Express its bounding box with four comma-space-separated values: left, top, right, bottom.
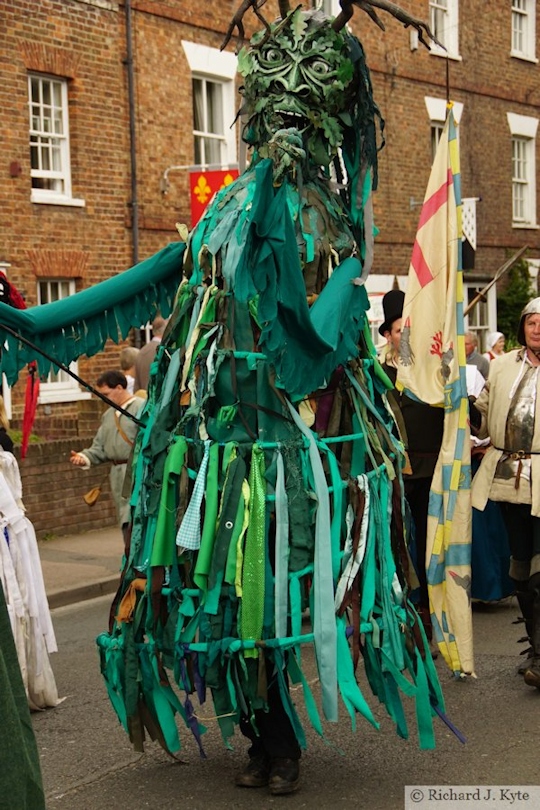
237, 8, 358, 168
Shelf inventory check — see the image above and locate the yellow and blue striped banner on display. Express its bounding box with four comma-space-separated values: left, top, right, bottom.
397, 107, 474, 676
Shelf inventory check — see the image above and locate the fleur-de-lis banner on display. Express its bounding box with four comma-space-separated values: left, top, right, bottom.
189, 170, 239, 228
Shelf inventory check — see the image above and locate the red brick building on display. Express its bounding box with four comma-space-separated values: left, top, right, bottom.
1, 0, 539, 533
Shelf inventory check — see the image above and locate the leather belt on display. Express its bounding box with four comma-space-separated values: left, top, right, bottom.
111, 460, 127, 466
493, 448, 534, 459
494, 448, 533, 490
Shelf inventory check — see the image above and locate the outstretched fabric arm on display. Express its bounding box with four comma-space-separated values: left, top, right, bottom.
0, 242, 185, 385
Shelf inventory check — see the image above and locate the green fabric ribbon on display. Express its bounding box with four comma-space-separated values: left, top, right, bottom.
151, 437, 188, 567
240, 445, 266, 657
193, 442, 220, 593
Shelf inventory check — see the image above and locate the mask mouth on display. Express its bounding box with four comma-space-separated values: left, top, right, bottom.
275, 110, 310, 130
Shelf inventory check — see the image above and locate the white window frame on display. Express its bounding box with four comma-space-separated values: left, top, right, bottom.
507, 112, 539, 228
36, 279, 90, 404
425, 97, 463, 160
429, 0, 460, 60
28, 73, 85, 208
182, 42, 237, 169
511, 0, 538, 63
319, 0, 340, 15
463, 281, 497, 352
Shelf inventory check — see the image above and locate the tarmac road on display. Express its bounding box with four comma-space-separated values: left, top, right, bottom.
33, 595, 540, 810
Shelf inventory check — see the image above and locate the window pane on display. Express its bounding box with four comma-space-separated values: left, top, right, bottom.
41, 142, 51, 171
52, 82, 62, 109
204, 137, 222, 165
194, 135, 203, 165
51, 141, 62, 171
30, 77, 40, 102
193, 79, 204, 131
431, 123, 443, 161
206, 81, 224, 135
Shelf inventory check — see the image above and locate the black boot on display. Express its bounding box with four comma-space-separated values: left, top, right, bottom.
268, 757, 300, 795
235, 755, 271, 788
514, 582, 534, 675
523, 575, 540, 690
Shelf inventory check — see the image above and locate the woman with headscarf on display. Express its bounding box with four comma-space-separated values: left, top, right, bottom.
483, 331, 505, 362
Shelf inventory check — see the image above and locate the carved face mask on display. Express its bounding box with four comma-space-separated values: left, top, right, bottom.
238, 9, 357, 167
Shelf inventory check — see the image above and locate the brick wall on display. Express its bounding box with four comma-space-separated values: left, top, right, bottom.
16, 439, 117, 540
1, 0, 135, 428
2, 0, 540, 438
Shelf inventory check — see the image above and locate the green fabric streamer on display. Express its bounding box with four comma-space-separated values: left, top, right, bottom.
240, 445, 266, 657
193, 443, 220, 593
151, 437, 188, 567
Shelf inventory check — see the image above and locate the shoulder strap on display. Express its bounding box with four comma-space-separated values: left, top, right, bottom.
114, 398, 138, 446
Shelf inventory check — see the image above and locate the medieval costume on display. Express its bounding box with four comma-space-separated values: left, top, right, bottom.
472, 298, 540, 687
75, 393, 145, 527
0, 448, 60, 710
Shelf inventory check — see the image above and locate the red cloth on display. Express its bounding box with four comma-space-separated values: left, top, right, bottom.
0, 273, 39, 458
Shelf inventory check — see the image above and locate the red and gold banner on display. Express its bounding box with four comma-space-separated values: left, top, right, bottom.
189, 169, 239, 228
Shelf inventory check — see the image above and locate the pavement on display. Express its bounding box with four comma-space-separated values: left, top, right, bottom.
39, 525, 124, 609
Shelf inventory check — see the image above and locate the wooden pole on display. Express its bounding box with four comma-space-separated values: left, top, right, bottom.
463, 246, 529, 317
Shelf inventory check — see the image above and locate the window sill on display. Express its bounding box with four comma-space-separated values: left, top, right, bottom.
429, 49, 462, 62
510, 51, 539, 64
512, 222, 540, 230
38, 389, 92, 405
31, 192, 86, 207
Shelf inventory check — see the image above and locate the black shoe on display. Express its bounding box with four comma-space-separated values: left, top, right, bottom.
235, 755, 271, 788
268, 757, 300, 796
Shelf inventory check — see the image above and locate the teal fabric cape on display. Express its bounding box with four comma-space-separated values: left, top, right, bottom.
0, 241, 184, 384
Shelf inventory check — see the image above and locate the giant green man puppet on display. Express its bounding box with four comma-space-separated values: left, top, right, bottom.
95, 0, 451, 793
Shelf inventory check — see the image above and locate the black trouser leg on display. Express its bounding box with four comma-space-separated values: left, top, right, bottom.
404, 477, 431, 608
240, 657, 301, 761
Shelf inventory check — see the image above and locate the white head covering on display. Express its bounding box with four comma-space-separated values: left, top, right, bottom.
485, 331, 504, 351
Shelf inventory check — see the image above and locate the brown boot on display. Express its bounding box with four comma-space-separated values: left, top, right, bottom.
268, 757, 300, 795
235, 755, 271, 788
523, 659, 540, 689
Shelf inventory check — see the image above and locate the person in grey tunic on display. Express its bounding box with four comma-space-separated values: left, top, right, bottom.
70, 370, 144, 540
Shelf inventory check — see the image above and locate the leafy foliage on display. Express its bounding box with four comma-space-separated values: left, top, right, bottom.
497, 257, 534, 347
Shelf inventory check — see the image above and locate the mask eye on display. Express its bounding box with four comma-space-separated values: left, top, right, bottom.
261, 47, 283, 65
310, 59, 331, 75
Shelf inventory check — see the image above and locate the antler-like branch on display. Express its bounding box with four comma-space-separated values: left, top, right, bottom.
332, 0, 442, 50
278, 0, 291, 16
221, 0, 271, 51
